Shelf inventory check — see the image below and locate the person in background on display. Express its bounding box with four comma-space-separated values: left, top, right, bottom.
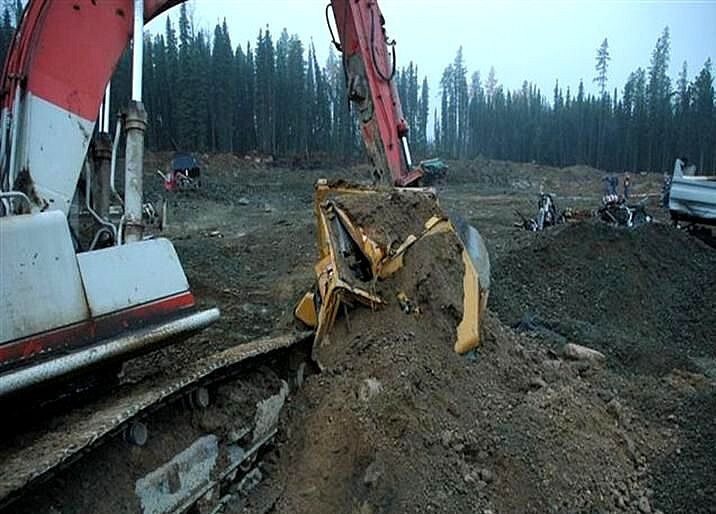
602, 175, 612, 197
611, 175, 619, 202
623, 173, 631, 200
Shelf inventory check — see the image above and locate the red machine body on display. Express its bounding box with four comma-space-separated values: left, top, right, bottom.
329, 0, 422, 185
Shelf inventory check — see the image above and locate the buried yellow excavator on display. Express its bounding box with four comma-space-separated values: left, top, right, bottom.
295, 181, 490, 354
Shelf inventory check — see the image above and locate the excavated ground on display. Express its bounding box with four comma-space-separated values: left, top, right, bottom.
3, 154, 713, 513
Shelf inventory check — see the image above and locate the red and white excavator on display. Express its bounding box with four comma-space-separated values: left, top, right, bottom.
0, 0, 488, 509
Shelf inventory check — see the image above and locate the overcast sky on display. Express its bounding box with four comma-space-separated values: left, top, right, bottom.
149, 0, 715, 103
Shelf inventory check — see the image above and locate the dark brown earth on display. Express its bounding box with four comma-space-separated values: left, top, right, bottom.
490, 220, 716, 513
235, 162, 713, 514
3, 154, 714, 514
329, 185, 444, 251
492, 221, 716, 375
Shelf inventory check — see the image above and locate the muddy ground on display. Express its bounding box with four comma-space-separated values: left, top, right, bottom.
143, 153, 712, 514
7, 154, 714, 513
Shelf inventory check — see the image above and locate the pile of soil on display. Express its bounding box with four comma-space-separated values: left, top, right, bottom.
489, 220, 716, 513
491, 221, 716, 375
443, 158, 663, 202
330, 187, 443, 251
243, 200, 668, 514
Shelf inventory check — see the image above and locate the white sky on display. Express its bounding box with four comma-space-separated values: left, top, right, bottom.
149, 0, 716, 104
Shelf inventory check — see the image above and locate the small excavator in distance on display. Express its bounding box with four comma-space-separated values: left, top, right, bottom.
0, 0, 489, 508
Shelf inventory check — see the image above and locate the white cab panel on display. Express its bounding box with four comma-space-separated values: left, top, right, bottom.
77, 238, 190, 317
0, 211, 89, 343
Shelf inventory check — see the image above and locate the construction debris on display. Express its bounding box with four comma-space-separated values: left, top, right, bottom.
515, 192, 564, 231
562, 342, 606, 362
598, 200, 652, 227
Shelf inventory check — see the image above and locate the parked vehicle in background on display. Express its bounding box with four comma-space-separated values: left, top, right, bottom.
162, 152, 202, 192
668, 157, 716, 227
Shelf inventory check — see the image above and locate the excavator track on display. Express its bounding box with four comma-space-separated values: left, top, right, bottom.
0, 331, 313, 512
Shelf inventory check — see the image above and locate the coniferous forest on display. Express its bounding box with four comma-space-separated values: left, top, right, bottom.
0, 3, 714, 173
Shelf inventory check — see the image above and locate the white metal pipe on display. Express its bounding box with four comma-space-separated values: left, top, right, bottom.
0, 190, 31, 212
8, 85, 21, 187
123, 103, 147, 242
400, 136, 413, 169
102, 82, 111, 133
83, 159, 117, 240
0, 308, 220, 397
131, 0, 144, 102
110, 117, 123, 206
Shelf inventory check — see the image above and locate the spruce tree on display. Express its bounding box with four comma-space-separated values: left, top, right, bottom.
594, 38, 610, 97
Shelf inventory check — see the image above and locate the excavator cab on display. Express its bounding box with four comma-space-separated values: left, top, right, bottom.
0, 0, 220, 398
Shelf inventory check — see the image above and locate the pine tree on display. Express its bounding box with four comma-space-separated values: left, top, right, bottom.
691, 59, 714, 171
287, 35, 307, 155
416, 77, 430, 156
175, 3, 194, 148
274, 29, 290, 154
485, 66, 498, 102
193, 30, 212, 151
255, 27, 276, 155
311, 44, 332, 154
675, 61, 691, 155
594, 38, 610, 97
164, 17, 179, 147
439, 65, 452, 155
592, 38, 611, 168
453, 48, 469, 158
305, 44, 316, 154
142, 36, 158, 147
233, 42, 257, 152
326, 46, 354, 159
0, 7, 12, 73
152, 34, 170, 148
211, 20, 235, 152
647, 26, 671, 171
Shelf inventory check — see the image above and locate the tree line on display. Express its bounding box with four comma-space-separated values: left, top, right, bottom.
110, 5, 372, 161
0, 1, 713, 173
436, 30, 715, 173
111, 5, 433, 162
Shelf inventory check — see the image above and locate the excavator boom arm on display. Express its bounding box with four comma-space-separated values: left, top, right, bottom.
329, 0, 421, 186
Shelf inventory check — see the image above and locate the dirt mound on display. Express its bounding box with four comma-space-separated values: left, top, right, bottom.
248, 313, 662, 513
242, 204, 664, 514
491, 221, 716, 375
487, 221, 716, 513
330, 187, 443, 252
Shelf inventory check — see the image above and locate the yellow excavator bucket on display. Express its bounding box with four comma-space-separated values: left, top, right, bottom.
295, 181, 490, 354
